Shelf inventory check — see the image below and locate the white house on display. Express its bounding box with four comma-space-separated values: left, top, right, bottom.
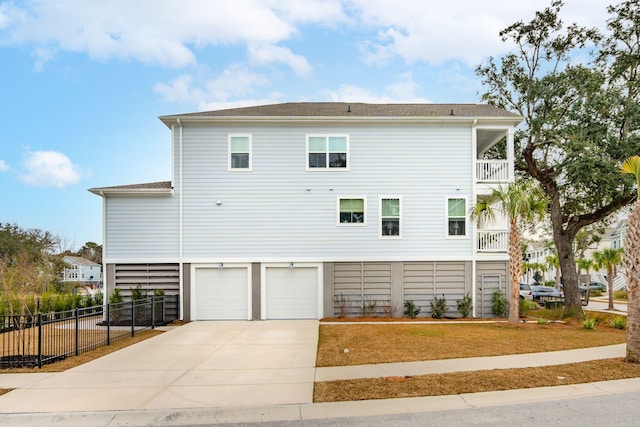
62, 256, 102, 285
90, 102, 521, 320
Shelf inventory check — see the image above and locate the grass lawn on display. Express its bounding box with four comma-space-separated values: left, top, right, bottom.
315, 312, 635, 402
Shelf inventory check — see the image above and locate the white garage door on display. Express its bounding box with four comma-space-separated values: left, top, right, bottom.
195, 266, 249, 320
264, 266, 319, 319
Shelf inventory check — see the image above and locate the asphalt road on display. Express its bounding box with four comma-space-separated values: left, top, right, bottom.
224, 392, 640, 427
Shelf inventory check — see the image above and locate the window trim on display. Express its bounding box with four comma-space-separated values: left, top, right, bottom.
446, 196, 468, 238
379, 196, 402, 239
228, 134, 252, 171
336, 196, 367, 226
305, 134, 350, 171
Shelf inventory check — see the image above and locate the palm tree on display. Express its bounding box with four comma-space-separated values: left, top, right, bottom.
621, 156, 640, 362
546, 254, 561, 288
473, 180, 548, 323
593, 249, 623, 310
577, 258, 593, 284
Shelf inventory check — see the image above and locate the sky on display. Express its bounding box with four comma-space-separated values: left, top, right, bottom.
0, 0, 615, 251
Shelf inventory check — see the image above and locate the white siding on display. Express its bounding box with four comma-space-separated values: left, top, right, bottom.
177, 124, 474, 260
105, 196, 179, 259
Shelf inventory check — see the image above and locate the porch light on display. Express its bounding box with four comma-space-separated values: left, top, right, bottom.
289, 262, 294, 269
218, 263, 224, 269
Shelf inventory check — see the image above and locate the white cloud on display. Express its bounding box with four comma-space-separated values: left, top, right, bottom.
0, 159, 9, 172
20, 151, 83, 188
0, 0, 348, 69
350, 0, 612, 66
325, 72, 431, 103
248, 44, 312, 77
154, 65, 271, 110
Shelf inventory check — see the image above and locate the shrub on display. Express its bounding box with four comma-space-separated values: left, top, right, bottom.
491, 289, 508, 317
544, 281, 556, 287
519, 298, 539, 316
359, 295, 378, 317
94, 291, 104, 306
404, 300, 420, 319
131, 284, 148, 300
614, 290, 628, 300
610, 316, 627, 330
109, 288, 123, 304
537, 318, 549, 325
430, 294, 448, 319
334, 293, 351, 318
582, 317, 597, 330
456, 293, 473, 318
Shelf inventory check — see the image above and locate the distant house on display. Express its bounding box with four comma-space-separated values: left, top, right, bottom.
90, 102, 521, 320
62, 256, 102, 285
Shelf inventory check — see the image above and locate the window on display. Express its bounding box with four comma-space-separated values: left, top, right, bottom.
338, 197, 366, 225
307, 135, 348, 169
229, 135, 251, 170
448, 198, 467, 236
380, 197, 401, 238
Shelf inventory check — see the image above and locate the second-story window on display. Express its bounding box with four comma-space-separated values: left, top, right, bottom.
229, 135, 252, 171
447, 198, 467, 236
338, 197, 366, 225
307, 135, 348, 170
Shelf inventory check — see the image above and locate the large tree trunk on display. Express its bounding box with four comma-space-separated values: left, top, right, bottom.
625, 201, 640, 362
509, 219, 522, 323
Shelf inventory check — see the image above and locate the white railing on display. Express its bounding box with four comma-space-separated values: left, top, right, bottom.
476, 160, 509, 182
477, 230, 509, 252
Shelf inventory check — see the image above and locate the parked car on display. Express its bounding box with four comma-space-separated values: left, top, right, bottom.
519, 283, 533, 300
580, 282, 607, 292
530, 285, 563, 304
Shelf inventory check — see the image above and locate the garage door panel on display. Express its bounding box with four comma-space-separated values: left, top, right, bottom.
265, 267, 318, 319
195, 267, 248, 320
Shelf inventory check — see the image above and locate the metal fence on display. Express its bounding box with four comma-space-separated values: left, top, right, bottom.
0, 294, 179, 369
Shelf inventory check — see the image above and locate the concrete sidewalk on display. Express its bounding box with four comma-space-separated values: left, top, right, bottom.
0, 320, 633, 426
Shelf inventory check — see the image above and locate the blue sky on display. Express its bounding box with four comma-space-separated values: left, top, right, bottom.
0, 0, 612, 251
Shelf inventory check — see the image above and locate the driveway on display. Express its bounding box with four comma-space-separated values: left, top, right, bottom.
0, 320, 319, 412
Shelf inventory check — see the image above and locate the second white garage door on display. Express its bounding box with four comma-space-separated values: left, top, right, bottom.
194, 265, 250, 320
263, 265, 320, 319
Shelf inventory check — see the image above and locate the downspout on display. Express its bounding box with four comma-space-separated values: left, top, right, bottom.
471, 119, 478, 318
177, 119, 185, 319
100, 190, 108, 319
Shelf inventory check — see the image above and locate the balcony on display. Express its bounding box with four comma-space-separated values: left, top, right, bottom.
477, 230, 509, 253
476, 160, 509, 183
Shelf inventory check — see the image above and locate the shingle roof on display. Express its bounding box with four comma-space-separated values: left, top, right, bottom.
88, 181, 172, 195
63, 256, 100, 266
161, 102, 519, 119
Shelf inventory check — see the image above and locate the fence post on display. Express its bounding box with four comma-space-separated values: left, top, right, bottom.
37, 313, 43, 369
106, 302, 111, 346
151, 296, 155, 329
131, 299, 135, 338
75, 308, 79, 356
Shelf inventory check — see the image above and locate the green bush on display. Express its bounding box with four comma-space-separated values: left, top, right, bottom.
610, 316, 627, 330
109, 288, 123, 304
614, 290, 628, 300
430, 294, 448, 319
404, 300, 420, 319
131, 285, 148, 300
94, 291, 104, 306
537, 317, 549, 325
519, 298, 539, 316
491, 289, 508, 317
582, 317, 597, 330
456, 293, 473, 318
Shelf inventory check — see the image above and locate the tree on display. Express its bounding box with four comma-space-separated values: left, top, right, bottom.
546, 254, 561, 287
621, 156, 640, 362
593, 248, 623, 310
576, 258, 593, 284
476, 0, 640, 314
473, 179, 548, 322
75, 241, 102, 264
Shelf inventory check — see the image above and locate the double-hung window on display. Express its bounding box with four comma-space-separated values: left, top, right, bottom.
228, 134, 252, 171
380, 197, 401, 238
447, 197, 467, 237
307, 135, 348, 170
338, 197, 366, 225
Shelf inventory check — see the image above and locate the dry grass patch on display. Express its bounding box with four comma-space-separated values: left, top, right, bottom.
314, 358, 640, 402
317, 321, 625, 367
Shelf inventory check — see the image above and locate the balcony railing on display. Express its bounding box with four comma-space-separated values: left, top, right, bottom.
477, 230, 509, 252
476, 160, 509, 182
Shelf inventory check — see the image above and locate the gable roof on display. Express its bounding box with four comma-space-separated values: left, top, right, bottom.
160, 102, 522, 127
89, 181, 173, 197
63, 256, 100, 266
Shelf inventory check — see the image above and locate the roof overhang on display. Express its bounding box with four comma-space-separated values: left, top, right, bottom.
89, 182, 173, 197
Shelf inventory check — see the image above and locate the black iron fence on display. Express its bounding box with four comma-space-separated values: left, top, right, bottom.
0, 294, 179, 369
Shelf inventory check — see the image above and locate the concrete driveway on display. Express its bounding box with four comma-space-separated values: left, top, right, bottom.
0, 320, 319, 412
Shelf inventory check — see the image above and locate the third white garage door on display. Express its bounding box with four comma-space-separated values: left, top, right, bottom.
263, 264, 320, 319
193, 265, 250, 320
